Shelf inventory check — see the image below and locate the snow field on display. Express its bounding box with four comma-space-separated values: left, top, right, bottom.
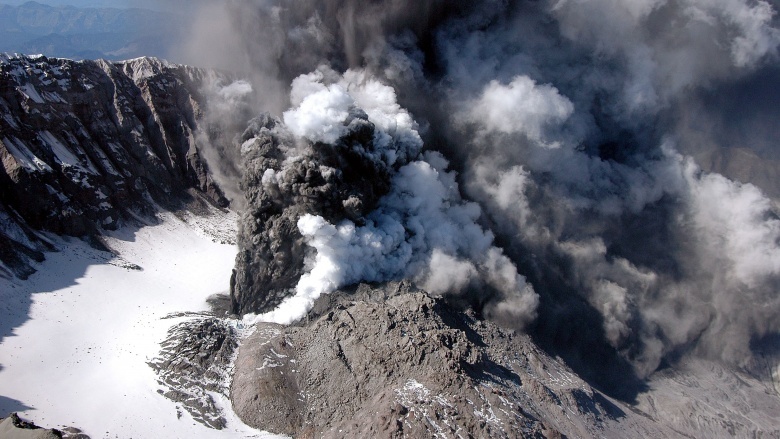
0, 212, 286, 438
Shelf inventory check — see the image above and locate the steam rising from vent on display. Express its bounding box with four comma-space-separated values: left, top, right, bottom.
243, 70, 538, 326
178, 0, 780, 381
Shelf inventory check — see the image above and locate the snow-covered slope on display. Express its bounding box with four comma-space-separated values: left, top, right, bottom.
0, 210, 283, 438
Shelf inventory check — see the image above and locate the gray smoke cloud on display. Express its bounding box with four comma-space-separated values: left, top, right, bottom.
243, 67, 538, 326
170, 0, 780, 385
438, 0, 780, 378
194, 76, 256, 210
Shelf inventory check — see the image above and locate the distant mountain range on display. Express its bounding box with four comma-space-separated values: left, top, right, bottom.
0, 1, 182, 60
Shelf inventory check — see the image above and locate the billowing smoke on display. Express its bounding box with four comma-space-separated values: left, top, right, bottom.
172, 0, 780, 384
194, 77, 256, 209
243, 68, 538, 326
438, 0, 780, 378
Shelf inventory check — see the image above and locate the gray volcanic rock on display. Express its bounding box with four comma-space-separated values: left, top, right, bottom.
0, 413, 63, 439
231, 284, 683, 438
635, 359, 780, 438
148, 317, 239, 429
0, 413, 90, 439
0, 54, 234, 278
230, 112, 398, 315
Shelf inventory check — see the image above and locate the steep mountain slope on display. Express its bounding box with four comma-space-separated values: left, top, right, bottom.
225, 283, 780, 438
0, 54, 228, 279
231, 285, 658, 438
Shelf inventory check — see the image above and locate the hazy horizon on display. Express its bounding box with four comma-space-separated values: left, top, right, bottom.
0, 0, 169, 10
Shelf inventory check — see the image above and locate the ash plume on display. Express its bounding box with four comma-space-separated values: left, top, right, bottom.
171, 0, 780, 384
194, 76, 257, 210
235, 68, 538, 326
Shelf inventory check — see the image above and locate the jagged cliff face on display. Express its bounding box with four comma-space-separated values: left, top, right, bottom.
0, 54, 228, 279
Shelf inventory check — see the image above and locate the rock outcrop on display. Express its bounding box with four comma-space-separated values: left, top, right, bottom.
0, 413, 81, 439
148, 316, 239, 430
231, 284, 681, 438
0, 54, 233, 279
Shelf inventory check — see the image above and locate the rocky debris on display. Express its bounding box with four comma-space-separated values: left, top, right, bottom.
230, 111, 401, 315
0, 414, 90, 439
0, 413, 62, 439
0, 54, 234, 279
231, 284, 681, 438
58, 427, 90, 439
635, 359, 780, 438
147, 317, 238, 429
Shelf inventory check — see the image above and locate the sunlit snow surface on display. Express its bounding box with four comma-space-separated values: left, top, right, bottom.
0, 211, 286, 438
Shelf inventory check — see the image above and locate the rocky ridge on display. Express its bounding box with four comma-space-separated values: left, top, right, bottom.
144, 281, 780, 438
229, 283, 678, 438
0, 412, 90, 439
0, 54, 233, 279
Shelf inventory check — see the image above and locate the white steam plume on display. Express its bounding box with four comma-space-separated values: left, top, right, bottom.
246, 70, 538, 326
466, 75, 574, 145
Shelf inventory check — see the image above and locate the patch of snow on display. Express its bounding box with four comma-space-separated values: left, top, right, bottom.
258, 358, 284, 370
45, 184, 69, 203
0, 209, 38, 251
2, 113, 20, 129
41, 91, 66, 103
0, 211, 286, 438
88, 142, 121, 176
2, 137, 52, 172
472, 385, 504, 429
39, 131, 77, 167
394, 379, 457, 438
18, 83, 44, 104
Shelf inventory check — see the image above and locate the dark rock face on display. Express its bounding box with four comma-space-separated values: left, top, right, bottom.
0, 54, 231, 278
231, 284, 675, 438
148, 317, 238, 429
230, 113, 395, 315
0, 202, 53, 279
